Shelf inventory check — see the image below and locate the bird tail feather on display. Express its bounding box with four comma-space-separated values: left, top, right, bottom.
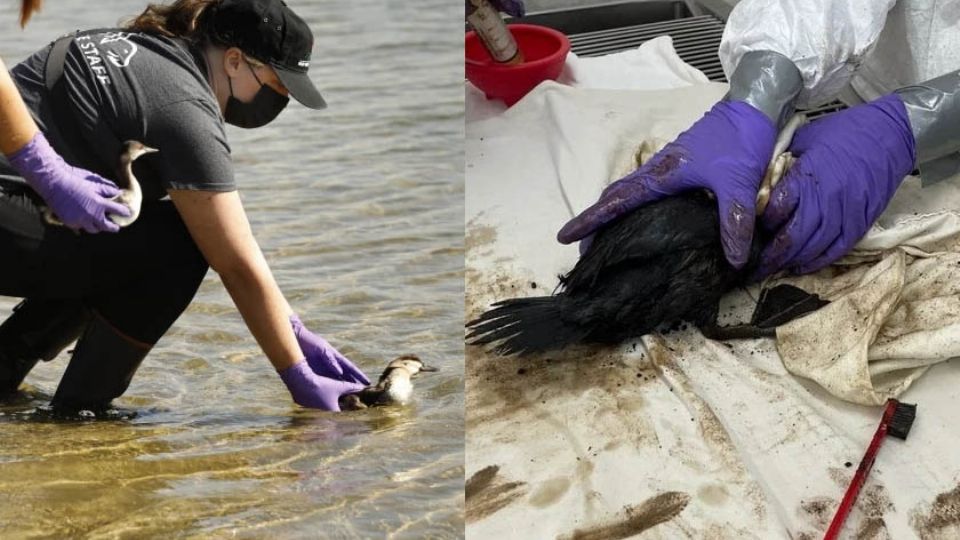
466, 296, 586, 355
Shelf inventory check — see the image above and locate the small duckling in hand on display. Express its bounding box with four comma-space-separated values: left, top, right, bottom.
43, 140, 158, 229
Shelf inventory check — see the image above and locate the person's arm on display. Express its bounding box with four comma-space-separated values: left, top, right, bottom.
169, 189, 367, 410
0, 58, 38, 155
719, 0, 898, 109
169, 189, 304, 369
895, 69, 960, 183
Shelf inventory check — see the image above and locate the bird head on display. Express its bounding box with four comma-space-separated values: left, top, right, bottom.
385, 354, 438, 377
121, 140, 159, 163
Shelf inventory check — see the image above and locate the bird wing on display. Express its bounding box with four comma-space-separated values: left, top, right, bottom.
563, 193, 720, 293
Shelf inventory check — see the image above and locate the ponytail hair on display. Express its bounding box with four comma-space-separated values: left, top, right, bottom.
20, 0, 42, 28
122, 0, 220, 42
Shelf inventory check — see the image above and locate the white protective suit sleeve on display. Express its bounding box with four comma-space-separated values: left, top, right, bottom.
719, 0, 897, 108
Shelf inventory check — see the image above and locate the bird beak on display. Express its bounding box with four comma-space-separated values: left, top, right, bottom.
141, 145, 160, 154
418, 365, 439, 373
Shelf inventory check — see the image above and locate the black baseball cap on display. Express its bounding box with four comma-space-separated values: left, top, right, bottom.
206, 0, 326, 109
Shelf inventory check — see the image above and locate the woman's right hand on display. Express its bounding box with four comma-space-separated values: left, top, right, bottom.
7, 132, 131, 233
279, 359, 367, 412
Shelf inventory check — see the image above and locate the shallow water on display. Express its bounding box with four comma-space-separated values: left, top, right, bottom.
0, 0, 464, 537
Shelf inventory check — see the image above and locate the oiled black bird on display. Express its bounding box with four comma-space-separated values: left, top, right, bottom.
466, 190, 763, 355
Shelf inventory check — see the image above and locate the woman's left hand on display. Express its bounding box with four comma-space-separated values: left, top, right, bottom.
755, 94, 917, 279
290, 314, 371, 385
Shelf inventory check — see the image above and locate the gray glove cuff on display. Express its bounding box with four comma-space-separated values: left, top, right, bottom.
895, 69, 960, 185
724, 50, 803, 130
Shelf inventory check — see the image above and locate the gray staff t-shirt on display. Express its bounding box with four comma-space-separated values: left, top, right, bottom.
7, 29, 235, 200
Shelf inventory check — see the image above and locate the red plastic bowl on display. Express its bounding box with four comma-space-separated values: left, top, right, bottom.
465, 24, 571, 107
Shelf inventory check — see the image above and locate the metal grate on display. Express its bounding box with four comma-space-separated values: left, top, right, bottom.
570, 15, 728, 80
565, 13, 845, 118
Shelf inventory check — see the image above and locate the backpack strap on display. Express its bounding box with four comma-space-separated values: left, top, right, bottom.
43, 30, 124, 180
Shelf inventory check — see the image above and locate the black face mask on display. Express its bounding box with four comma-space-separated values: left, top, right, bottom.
224, 60, 290, 129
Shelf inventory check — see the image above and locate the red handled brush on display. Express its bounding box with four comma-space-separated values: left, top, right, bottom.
823, 399, 917, 540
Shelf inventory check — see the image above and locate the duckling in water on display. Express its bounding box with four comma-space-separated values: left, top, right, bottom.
339, 355, 438, 410
44, 140, 158, 228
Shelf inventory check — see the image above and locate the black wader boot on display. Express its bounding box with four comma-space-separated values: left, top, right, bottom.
0, 299, 90, 397
50, 313, 150, 415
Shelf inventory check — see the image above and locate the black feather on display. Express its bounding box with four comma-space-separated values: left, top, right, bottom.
466, 296, 589, 355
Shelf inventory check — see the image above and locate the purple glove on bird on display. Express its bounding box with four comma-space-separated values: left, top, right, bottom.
7, 131, 131, 233
557, 100, 777, 269
279, 359, 366, 412
290, 314, 371, 385
755, 94, 917, 279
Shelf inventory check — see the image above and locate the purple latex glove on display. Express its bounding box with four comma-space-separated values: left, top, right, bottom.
755, 94, 916, 278
291, 314, 371, 385
557, 100, 776, 269
7, 132, 131, 233
489, 0, 525, 17
279, 359, 366, 411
